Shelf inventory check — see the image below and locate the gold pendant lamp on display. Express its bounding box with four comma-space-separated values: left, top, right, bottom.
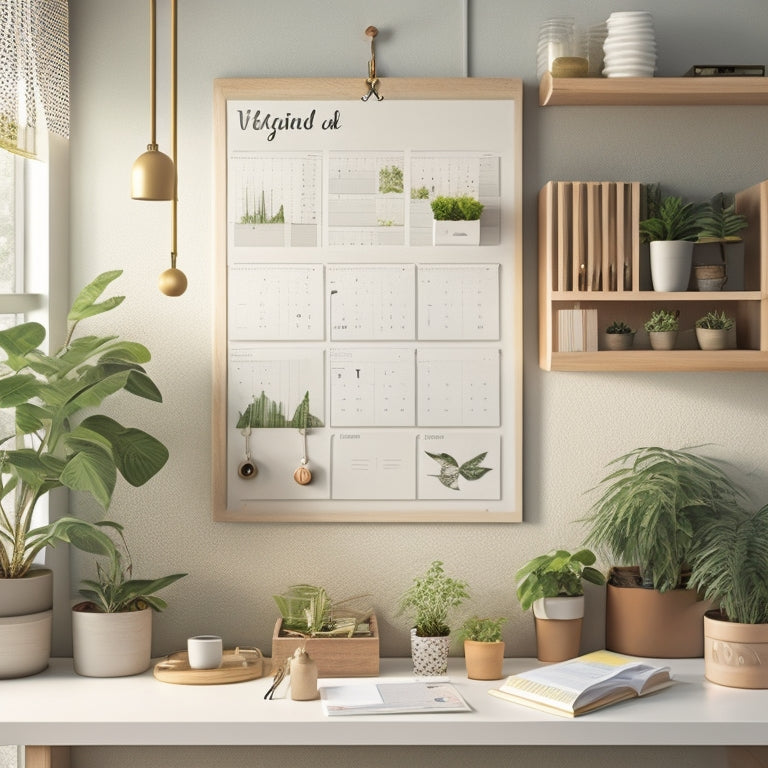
131, 0, 175, 201
157, 0, 187, 296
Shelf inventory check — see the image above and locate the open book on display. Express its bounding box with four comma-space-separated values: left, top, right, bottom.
489, 650, 673, 717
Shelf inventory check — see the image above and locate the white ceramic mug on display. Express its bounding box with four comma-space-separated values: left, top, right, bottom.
187, 635, 223, 669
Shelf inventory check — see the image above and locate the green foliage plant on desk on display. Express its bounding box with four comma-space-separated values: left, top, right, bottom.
272, 584, 379, 677
72, 520, 186, 677
398, 560, 470, 675
689, 503, 768, 688
458, 616, 508, 681
515, 549, 604, 663
582, 445, 747, 658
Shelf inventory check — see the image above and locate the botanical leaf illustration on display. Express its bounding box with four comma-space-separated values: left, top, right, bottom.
425, 450, 492, 491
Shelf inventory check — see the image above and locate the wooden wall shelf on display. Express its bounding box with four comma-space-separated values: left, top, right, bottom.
539, 72, 768, 106
539, 180, 768, 372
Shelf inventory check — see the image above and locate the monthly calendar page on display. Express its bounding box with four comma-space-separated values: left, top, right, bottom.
220, 88, 520, 520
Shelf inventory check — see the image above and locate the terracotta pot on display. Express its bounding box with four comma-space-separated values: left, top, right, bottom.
703, 611, 768, 689
409, 628, 450, 675
532, 596, 584, 662
606, 566, 714, 657
463, 640, 505, 680
72, 603, 153, 677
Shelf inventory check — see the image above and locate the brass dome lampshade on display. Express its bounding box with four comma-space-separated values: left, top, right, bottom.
131, 0, 175, 201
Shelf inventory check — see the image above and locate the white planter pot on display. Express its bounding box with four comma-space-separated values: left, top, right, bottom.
0, 568, 53, 617
432, 219, 480, 246
72, 604, 153, 677
648, 330, 678, 350
409, 628, 451, 675
532, 595, 585, 620
0, 568, 54, 678
650, 240, 694, 291
0, 610, 52, 678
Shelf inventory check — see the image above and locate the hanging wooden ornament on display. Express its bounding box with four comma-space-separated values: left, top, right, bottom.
293, 428, 312, 485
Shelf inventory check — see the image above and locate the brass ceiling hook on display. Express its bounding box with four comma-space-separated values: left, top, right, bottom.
362, 26, 383, 102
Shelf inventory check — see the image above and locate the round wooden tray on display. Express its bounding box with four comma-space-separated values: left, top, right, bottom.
154, 647, 265, 684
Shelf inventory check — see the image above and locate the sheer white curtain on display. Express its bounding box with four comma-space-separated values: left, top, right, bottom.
0, 0, 69, 158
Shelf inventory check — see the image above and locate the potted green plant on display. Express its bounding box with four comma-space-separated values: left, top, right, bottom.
271, 584, 379, 676
515, 549, 605, 662
603, 320, 636, 351
0, 270, 169, 678
639, 194, 706, 292
689, 504, 768, 688
695, 192, 749, 290
582, 446, 747, 657
643, 308, 680, 350
397, 560, 470, 675
695, 310, 735, 351
72, 520, 186, 677
430, 195, 484, 245
457, 615, 507, 680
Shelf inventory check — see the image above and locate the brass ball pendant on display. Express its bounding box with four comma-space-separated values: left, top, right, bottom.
293, 465, 312, 485
158, 268, 188, 296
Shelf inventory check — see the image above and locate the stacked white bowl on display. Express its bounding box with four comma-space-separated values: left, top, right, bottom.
602, 11, 656, 78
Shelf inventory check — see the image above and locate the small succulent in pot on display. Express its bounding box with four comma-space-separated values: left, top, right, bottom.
605, 320, 635, 335
644, 308, 679, 333
695, 310, 734, 331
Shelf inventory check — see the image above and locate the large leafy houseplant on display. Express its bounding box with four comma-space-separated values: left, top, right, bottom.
0, 270, 169, 579
583, 446, 746, 592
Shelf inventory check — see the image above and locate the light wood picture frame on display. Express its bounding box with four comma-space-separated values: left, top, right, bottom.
213, 77, 523, 522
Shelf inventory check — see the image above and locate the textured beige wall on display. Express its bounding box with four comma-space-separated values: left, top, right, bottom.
62, 1, 768, 765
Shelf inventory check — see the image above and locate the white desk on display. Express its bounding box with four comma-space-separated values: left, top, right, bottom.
2, 657, 768, 750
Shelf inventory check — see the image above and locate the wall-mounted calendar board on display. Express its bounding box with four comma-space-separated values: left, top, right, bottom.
213, 78, 523, 522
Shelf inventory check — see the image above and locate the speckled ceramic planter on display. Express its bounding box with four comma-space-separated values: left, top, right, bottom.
410, 628, 451, 675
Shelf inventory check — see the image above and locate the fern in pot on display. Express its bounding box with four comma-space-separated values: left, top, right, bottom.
397, 560, 469, 675
582, 445, 747, 658
688, 503, 768, 688
639, 194, 706, 292
695, 192, 749, 290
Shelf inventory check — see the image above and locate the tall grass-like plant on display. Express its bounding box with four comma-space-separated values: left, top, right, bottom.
397, 560, 469, 637
689, 505, 768, 625
583, 446, 747, 593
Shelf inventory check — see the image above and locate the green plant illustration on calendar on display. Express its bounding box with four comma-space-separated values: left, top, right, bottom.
239, 187, 285, 224
236, 390, 323, 429
425, 451, 493, 491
